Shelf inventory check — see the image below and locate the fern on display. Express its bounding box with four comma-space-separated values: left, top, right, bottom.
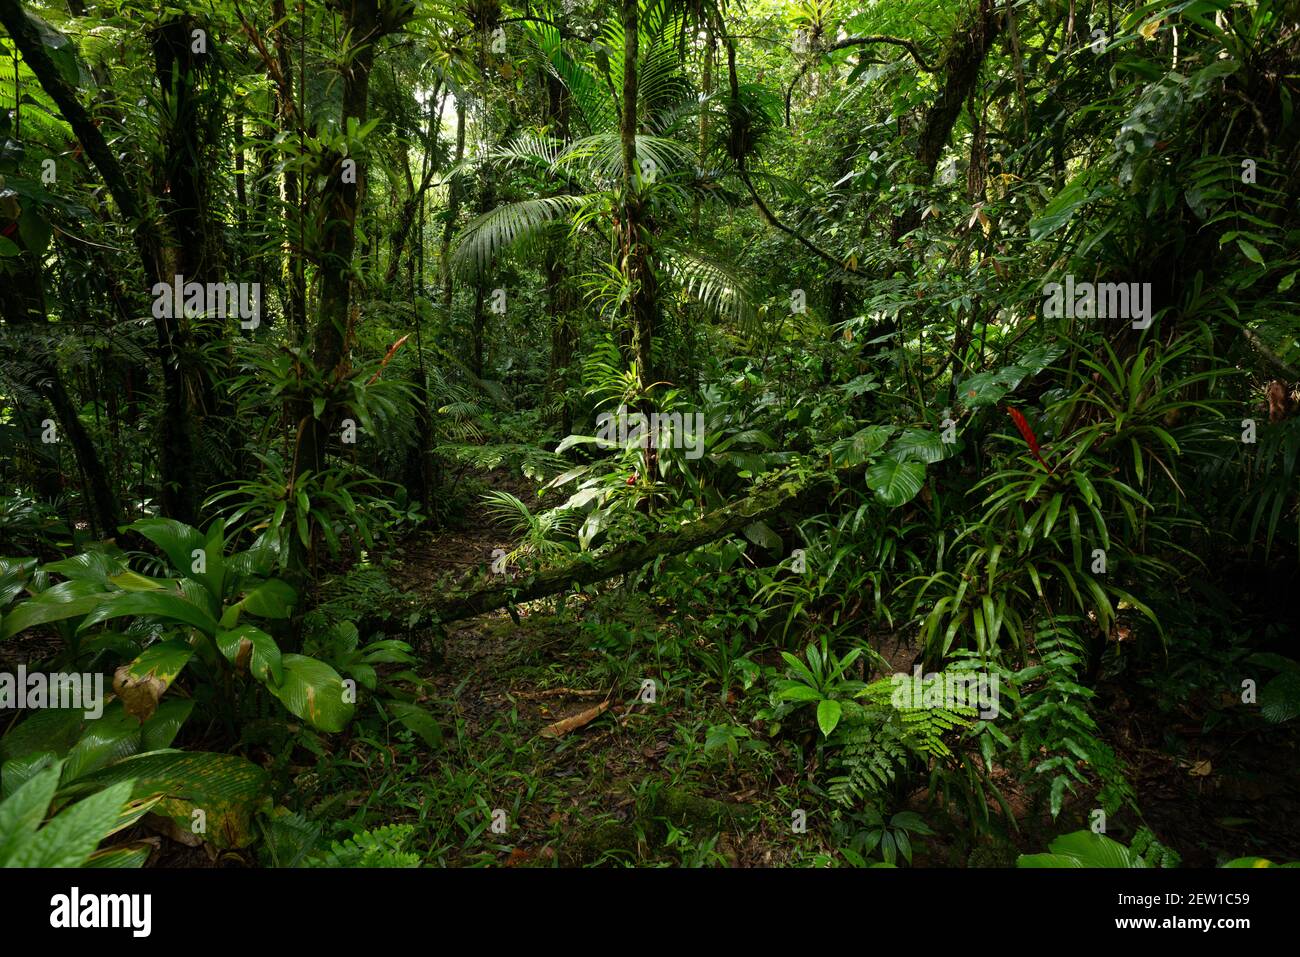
306, 565, 419, 631
304, 824, 421, 868
481, 489, 579, 564
1130, 826, 1182, 868
828, 717, 908, 807
433, 442, 569, 480
1012, 617, 1136, 817
857, 674, 977, 759
827, 675, 976, 807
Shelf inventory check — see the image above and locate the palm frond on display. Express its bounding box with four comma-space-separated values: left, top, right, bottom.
523, 18, 618, 134
663, 245, 757, 327
556, 132, 695, 184
450, 194, 590, 276
491, 133, 565, 170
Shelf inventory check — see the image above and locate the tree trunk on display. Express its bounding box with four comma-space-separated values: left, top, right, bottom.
271, 0, 307, 337
292, 0, 381, 487
0, 244, 122, 537
429, 463, 868, 623
890, 0, 1003, 242
384, 83, 443, 289
0, 0, 195, 524
440, 99, 467, 319
619, 0, 657, 387
152, 15, 230, 521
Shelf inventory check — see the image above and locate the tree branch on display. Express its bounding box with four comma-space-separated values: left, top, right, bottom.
429, 462, 867, 623
785, 35, 937, 125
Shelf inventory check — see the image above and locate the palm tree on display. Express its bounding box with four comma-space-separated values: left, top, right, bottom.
449, 0, 754, 393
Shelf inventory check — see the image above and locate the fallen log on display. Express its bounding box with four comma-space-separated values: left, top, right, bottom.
427, 462, 866, 624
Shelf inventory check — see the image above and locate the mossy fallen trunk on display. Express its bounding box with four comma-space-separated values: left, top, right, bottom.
430, 463, 865, 624
649, 786, 757, 830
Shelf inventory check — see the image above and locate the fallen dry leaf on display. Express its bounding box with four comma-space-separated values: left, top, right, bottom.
539, 700, 610, 738
113, 665, 166, 724
1189, 760, 1212, 777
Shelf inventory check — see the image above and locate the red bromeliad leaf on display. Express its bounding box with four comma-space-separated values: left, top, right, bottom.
366, 334, 411, 385
1007, 406, 1051, 471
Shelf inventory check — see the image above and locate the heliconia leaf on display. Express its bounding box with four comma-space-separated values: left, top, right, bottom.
0, 558, 37, 608
84, 845, 152, 868
233, 578, 297, 620
114, 639, 195, 724
42, 552, 128, 584
129, 518, 206, 578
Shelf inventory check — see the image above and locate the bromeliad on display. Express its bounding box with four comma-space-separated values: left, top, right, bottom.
1006, 406, 1053, 473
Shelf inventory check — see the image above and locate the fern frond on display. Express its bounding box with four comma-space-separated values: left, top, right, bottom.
304, 824, 420, 868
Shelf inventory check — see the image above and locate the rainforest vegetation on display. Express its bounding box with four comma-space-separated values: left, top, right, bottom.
1, 0, 1299, 870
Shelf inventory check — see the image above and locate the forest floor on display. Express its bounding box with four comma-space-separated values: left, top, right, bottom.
316, 468, 1300, 868
28, 468, 1295, 867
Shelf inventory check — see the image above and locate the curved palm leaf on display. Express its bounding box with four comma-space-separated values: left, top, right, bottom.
450, 194, 592, 275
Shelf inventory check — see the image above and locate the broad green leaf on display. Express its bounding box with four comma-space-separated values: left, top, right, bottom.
0, 558, 37, 608
0, 708, 84, 763
1029, 177, 1089, 240
216, 625, 283, 684
63, 751, 271, 850
24, 11, 81, 86
0, 751, 58, 798
8, 779, 136, 867
0, 762, 61, 865
42, 552, 128, 584
267, 655, 355, 732
114, 639, 195, 722
817, 699, 842, 737
867, 458, 926, 507
743, 521, 782, 550
1044, 830, 1136, 867
61, 706, 146, 783
84, 845, 152, 868
829, 425, 893, 466
1260, 671, 1300, 723
129, 518, 205, 578
235, 578, 297, 620
387, 701, 444, 749
776, 684, 822, 702
1236, 238, 1264, 265
886, 429, 946, 464
0, 581, 111, 640
78, 590, 218, 636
